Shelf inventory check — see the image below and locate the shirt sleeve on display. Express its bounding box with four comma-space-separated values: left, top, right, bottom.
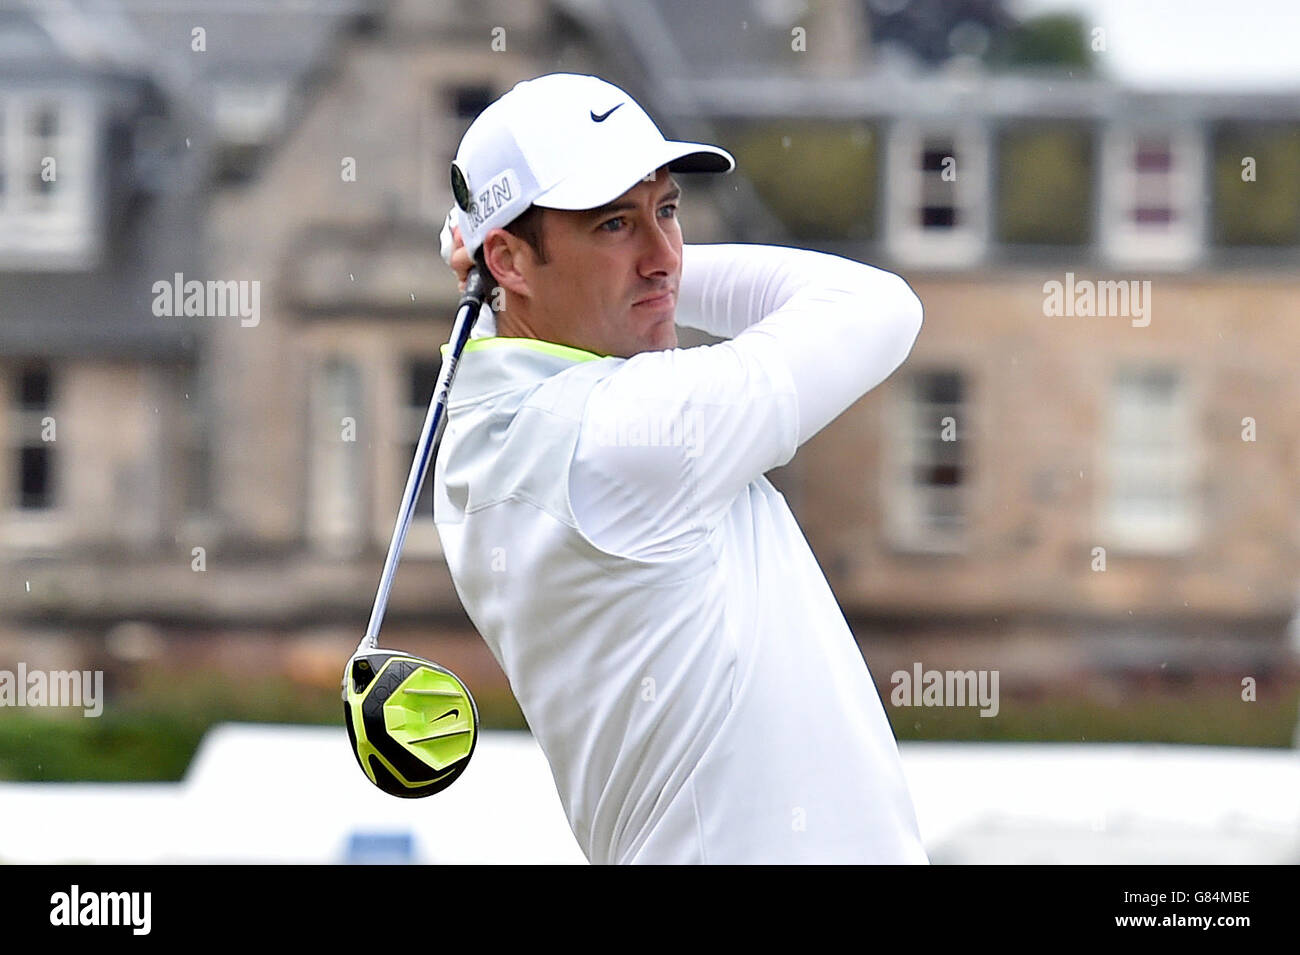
570, 242, 924, 560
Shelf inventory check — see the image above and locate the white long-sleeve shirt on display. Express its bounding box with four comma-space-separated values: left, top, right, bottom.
433, 242, 928, 863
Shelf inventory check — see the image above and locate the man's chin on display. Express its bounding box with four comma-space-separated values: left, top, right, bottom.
614, 313, 678, 357
647, 317, 678, 351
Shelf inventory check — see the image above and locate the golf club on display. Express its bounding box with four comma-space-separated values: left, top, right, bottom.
342, 262, 491, 798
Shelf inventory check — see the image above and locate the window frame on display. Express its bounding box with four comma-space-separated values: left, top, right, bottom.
1099, 121, 1206, 269
1096, 363, 1201, 554
883, 366, 972, 555
885, 120, 990, 269
388, 351, 444, 559
0, 90, 99, 269
0, 361, 70, 553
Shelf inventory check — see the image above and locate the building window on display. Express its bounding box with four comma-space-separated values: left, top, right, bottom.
10, 363, 57, 510
1101, 366, 1198, 552
400, 355, 443, 556
451, 85, 494, 127
886, 122, 988, 267
1100, 124, 1205, 267
996, 122, 1093, 246
0, 93, 97, 268
29, 104, 58, 204
211, 82, 290, 180
1212, 122, 1300, 246
886, 368, 968, 552
308, 357, 365, 555
1131, 138, 1174, 223
177, 363, 213, 519
919, 136, 958, 228
405, 356, 441, 520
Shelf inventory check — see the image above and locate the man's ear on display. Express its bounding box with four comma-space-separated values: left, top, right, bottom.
482, 229, 531, 298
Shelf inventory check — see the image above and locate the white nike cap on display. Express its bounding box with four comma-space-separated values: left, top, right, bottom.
449, 73, 735, 259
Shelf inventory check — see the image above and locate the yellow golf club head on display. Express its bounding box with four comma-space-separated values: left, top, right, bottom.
342, 650, 478, 798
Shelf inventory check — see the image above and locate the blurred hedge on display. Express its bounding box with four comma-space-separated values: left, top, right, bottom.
888, 686, 1299, 746
0, 670, 527, 782
996, 122, 1093, 244
1213, 122, 1300, 246
2, 671, 1293, 781
718, 119, 878, 240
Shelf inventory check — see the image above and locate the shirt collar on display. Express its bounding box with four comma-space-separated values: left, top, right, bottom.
441, 336, 610, 403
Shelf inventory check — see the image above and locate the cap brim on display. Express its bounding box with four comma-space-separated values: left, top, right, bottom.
664, 141, 735, 174
534, 140, 735, 211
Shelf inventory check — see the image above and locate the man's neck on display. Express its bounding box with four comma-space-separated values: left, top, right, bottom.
493, 297, 545, 341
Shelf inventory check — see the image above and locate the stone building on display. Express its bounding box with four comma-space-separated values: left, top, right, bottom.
3, 0, 1296, 697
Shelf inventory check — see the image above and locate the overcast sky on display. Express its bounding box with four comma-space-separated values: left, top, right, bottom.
1009, 0, 1300, 91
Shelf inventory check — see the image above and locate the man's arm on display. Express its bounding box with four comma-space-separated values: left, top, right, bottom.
570, 243, 923, 560
674, 242, 924, 445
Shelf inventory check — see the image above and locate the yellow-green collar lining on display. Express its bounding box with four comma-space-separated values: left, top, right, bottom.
439, 336, 605, 363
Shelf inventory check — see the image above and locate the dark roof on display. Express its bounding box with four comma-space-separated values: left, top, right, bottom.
630, 0, 803, 79
0, 9, 63, 62
0, 190, 204, 359
125, 0, 371, 82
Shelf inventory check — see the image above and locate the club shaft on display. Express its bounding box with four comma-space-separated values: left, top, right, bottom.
359, 270, 490, 652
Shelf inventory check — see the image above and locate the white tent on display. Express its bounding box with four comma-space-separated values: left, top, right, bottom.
0, 726, 586, 864
1, 726, 1297, 864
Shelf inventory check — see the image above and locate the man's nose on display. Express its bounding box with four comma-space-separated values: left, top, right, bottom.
640, 214, 680, 276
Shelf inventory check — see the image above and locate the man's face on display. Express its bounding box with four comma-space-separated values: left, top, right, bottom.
507, 167, 683, 358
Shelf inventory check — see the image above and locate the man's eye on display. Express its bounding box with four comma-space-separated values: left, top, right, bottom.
599, 206, 677, 233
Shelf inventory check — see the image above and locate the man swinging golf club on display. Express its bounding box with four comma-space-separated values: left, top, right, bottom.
435, 72, 928, 864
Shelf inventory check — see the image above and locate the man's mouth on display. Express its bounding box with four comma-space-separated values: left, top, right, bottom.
633, 290, 674, 309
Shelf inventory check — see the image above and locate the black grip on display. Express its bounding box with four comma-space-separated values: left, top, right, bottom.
459, 265, 491, 311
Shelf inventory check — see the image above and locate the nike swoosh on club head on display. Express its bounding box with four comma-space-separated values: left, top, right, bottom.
433, 708, 459, 722
591, 103, 623, 122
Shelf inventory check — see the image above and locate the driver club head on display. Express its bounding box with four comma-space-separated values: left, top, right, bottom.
342, 648, 479, 799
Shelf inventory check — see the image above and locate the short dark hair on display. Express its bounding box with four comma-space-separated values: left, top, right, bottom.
480, 204, 549, 287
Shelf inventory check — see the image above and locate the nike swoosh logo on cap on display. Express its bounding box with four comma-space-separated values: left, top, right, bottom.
591, 103, 623, 122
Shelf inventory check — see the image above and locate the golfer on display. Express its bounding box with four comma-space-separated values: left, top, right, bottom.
434, 73, 928, 864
